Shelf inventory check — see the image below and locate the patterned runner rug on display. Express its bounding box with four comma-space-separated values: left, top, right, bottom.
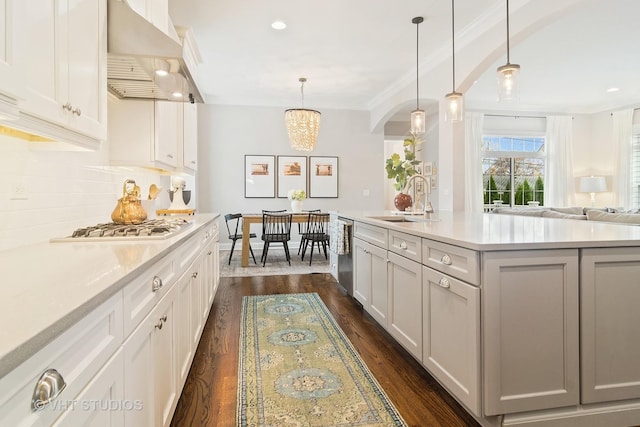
237, 293, 407, 427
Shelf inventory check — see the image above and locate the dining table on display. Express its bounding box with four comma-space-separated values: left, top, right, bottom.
240, 212, 328, 267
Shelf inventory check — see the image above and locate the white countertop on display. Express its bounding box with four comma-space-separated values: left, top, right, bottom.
0, 214, 219, 379
334, 211, 640, 250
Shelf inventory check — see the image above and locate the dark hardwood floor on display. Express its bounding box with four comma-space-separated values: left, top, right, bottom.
171, 273, 480, 427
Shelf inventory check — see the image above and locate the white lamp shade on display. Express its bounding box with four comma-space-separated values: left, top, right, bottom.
579, 176, 607, 193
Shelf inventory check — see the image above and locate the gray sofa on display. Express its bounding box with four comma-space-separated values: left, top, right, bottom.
492, 206, 640, 225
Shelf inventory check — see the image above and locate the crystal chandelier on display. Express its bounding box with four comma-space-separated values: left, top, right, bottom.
285, 78, 321, 151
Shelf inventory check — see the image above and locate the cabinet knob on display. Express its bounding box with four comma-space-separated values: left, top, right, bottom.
167, 154, 174, 159
441, 254, 452, 265
155, 320, 163, 330
62, 102, 72, 111
151, 276, 163, 292
72, 107, 82, 116
438, 277, 451, 288
192, 271, 198, 279
161, 314, 167, 322
399, 241, 407, 249
207, 251, 212, 256
31, 369, 67, 412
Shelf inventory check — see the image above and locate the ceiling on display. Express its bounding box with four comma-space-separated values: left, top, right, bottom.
167, 0, 640, 117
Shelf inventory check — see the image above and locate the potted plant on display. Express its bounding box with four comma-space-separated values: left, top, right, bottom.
287, 189, 306, 212
385, 134, 422, 211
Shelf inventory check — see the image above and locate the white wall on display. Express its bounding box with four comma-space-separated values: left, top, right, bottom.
196, 104, 385, 245
0, 131, 194, 251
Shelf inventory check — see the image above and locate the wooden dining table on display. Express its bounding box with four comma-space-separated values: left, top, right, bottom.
240, 212, 328, 267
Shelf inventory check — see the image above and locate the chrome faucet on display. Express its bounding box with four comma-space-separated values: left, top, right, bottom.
403, 174, 434, 216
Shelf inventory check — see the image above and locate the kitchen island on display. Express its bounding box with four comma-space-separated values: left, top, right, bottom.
0, 213, 219, 426
335, 210, 640, 427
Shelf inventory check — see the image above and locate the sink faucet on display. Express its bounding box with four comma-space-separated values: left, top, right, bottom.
403, 174, 434, 216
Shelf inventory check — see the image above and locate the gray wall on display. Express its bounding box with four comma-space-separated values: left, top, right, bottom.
196, 104, 385, 247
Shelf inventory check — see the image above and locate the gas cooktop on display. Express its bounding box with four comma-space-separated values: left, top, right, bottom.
50, 218, 192, 242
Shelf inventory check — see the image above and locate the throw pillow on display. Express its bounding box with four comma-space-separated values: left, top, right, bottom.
586, 210, 640, 224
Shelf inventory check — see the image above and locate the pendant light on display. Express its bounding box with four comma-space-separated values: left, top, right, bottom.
285, 77, 321, 151
445, 0, 463, 122
497, 0, 520, 101
410, 17, 425, 135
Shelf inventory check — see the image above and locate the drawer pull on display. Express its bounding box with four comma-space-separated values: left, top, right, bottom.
399, 241, 407, 249
31, 369, 67, 412
441, 254, 452, 265
438, 277, 451, 288
151, 276, 163, 292
207, 250, 212, 256
155, 320, 164, 329
192, 271, 199, 279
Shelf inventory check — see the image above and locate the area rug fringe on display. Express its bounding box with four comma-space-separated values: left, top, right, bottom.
237, 293, 407, 427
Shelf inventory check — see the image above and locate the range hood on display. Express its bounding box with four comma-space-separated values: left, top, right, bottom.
107, 0, 204, 103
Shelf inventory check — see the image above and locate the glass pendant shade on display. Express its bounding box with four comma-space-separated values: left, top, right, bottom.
445, 91, 464, 122
411, 109, 425, 135
497, 63, 520, 101
285, 108, 321, 151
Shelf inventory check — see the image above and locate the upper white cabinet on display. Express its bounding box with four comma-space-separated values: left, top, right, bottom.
125, 0, 170, 35
11, 0, 107, 148
0, 0, 22, 119
109, 97, 198, 174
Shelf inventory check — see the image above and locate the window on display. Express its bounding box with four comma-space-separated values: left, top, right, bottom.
482, 135, 546, 209
632, 127, 640, 209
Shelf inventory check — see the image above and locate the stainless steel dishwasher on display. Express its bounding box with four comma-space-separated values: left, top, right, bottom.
336, 217, 353, 296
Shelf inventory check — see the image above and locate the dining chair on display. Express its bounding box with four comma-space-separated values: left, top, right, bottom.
260, 212, 293, 266
297, 209, 321, 255
300, 212, 330, 265
224, 213, 257, 265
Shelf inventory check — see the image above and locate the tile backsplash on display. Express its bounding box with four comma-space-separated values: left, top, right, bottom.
0, 134, 195, 251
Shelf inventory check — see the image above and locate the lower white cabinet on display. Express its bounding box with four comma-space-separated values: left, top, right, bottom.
52, 349, 125, 427
387, 251, 422, 360
354, 237, 388, 326
422, 265, 480, 416
482, 249, 579, 416
581, 248, 640, 404
124, 283, 178, 427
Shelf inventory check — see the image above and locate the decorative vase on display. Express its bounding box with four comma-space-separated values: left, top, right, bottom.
291, 200, 303, 212
394, 193, 412, 212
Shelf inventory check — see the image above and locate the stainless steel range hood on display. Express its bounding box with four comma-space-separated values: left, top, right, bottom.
107, 0, 204, 103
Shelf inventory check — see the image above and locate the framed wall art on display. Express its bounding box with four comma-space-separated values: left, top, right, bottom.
277, 155, 307, 198
309, 156, 338, 198
244, 155, 276, 198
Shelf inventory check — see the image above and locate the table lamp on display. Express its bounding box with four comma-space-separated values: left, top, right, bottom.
579, 176, 607, 207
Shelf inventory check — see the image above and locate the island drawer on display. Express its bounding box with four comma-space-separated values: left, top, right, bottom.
354, 221, 388, 248
389, 230, 421, 262
422, 239, 480, 286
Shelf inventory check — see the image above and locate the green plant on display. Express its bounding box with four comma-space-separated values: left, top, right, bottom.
385, 134, 422, 192
287, 189, 306, 201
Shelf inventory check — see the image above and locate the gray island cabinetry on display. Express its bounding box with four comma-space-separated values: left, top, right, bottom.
338, 211, 640, 427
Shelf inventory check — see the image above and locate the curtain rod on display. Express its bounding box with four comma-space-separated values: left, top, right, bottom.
484, 114, 546, 119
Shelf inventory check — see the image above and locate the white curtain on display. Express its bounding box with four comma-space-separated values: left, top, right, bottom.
613, 109, 633, 207
464, 112, 484, 212
545, 116, 574, 207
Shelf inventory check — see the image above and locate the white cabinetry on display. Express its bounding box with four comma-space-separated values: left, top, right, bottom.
0, 0, 22, 118
11, 0, 107, 147
353, 237, 387, 326
126, 0, 170, 35
581, 247, 640, 404
482, 249, 579, 416
109, 98, 198, 174
422, 265, 480, 416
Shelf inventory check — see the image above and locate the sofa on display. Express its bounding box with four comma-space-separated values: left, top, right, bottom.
492, 206, 640, 225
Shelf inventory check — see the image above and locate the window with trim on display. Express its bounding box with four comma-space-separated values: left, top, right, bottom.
482, 135, 546, 209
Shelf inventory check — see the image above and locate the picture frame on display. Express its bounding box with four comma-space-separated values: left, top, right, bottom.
277, 156, 307, 198
244, 155, 276, 198
423, 161, 433, 176
309, 156, 338, 198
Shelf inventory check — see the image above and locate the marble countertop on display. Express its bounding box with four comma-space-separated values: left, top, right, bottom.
0, 214, 219, 379
333, 210, 640, 251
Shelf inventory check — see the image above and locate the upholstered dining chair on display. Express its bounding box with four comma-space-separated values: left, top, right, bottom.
224, 213, 257, 265
297, 209, 321, 255
300, 212, 330, 265
260, 212, 293, 266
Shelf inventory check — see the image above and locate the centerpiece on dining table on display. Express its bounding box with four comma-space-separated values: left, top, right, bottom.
287, 189, 306, 212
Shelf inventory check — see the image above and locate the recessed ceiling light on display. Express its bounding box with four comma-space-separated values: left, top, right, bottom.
607, 87, 619, 93
271, 20, 286, 30
155, 69, 168, 77
172, 91, 183, 98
